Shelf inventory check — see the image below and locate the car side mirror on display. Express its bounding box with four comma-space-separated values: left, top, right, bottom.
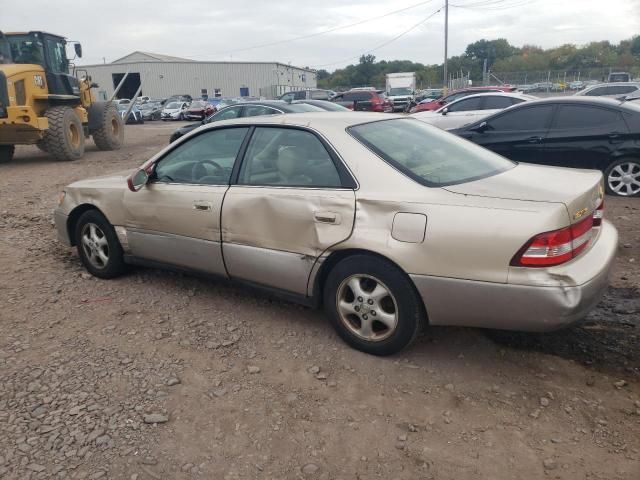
470, 121, 488, 133
74, 43, 83, 58
127, 168, 149, 192
441, 107, 448, 116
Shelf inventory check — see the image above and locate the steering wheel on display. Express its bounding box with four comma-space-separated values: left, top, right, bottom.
191, 159, 223, 182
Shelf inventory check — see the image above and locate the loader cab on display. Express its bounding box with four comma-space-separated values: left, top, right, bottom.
4, 31, 81, 98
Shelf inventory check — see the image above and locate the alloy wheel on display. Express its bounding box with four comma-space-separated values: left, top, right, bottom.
81, 223, 110, 269
608, 161, 640, 196
336, 274, 398, 342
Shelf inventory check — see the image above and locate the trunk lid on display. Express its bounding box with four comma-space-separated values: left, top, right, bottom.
444, 163, 604, 223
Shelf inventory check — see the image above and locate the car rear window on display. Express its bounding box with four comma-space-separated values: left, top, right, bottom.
348, 118, 515, 187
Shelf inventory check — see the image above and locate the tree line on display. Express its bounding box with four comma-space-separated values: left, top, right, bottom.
316, 37, 640, 90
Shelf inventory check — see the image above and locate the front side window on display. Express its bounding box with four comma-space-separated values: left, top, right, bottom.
349, 118, 514, 187
487, 105, 554, 131
154, 128, 249, 185
447, 97, 483, 112
45, 38, 67, 73
238, 127, 342, 187
244, 105, 279, 117
280, 93, 294, 102
211, 106, 242, 122
483, 96, 518, 109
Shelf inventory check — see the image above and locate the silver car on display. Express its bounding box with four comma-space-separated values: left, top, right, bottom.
54, 113, 617, 355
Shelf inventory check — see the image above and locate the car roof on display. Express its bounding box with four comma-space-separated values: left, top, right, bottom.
517, 96, 628, 108
447, 92, 536, 102
202, 111, 404, 129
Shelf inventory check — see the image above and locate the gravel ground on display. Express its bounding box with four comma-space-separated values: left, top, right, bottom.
0, 121, 638, 479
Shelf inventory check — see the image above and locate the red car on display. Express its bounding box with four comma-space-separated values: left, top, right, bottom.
331, 89, 393, 113
411, 86, 517, 113
184, 100, 216, 120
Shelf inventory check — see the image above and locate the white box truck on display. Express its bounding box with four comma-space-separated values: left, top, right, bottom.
386, 72, 416, 112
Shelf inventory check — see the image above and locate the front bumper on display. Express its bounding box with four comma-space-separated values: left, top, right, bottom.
54, 209, 71, 246
410, 221, 618, 332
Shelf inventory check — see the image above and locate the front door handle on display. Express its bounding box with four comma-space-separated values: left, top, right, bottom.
193, 201, 212, 211
314, 211, 340, 224
608, 132, 623, 143
526, 136, 543, 144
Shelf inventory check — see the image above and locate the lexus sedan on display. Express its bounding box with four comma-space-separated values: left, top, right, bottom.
412, 92, 536, 130
450, 97, 640, 197
54, 113, 617, 356
116, 103, 144, 124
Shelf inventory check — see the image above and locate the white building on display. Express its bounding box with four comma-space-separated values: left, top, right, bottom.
79, 51, 317, 101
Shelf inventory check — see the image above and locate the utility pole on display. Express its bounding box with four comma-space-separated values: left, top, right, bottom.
443, 0, 449, 93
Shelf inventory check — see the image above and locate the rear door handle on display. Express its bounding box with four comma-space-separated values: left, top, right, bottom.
193, 201, 212, 211
608, 132, 623, 142
314, 211, 340, 224
526, 136, 543, 144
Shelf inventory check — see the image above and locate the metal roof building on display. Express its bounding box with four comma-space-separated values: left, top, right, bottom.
79, 51, 317, 101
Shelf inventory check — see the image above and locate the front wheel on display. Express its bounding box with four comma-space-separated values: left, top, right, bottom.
0, 145, 15, 163
604, 158, 640, 197
323, 255, 425, 356
74, 210, 126, 279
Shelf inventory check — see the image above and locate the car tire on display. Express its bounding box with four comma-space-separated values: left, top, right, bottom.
323, 254, 424, 356
0, 144, 15, 163
74, 210, 126, 279
604, 158, 640, 197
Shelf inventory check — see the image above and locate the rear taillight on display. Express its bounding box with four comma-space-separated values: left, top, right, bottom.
511, 215, 595, 267
593, 199, 604, 227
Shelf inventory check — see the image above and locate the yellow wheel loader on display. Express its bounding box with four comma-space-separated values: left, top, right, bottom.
0, 31, 124, 163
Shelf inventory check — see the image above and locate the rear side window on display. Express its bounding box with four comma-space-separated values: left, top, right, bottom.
343, 92, 372, 102
554, 105, 626, 129
293, 91, 306, 100
488, 105, 554, 131
310, 90, 329, 100
484, 96, 517, 109
244, 105, 279, 117
349, 118, 514, 187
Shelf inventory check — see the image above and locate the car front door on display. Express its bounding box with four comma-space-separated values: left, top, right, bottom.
122, 127, 250, 275
459, 104, 555, 163
436, 96, 484, 129
221, 126, 357, 296
543, 104, 630, 169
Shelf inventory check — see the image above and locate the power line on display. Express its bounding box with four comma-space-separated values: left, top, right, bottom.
185, 0, 438, 59
310, 6, 444, 69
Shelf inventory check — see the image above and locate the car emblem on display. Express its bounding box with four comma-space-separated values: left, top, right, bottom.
573, 207, 588, 220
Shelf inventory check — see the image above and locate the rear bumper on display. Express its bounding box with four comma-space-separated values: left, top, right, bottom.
54, 209, 71, 246
410, 221, 618, 332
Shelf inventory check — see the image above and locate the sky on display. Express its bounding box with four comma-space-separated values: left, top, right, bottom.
3, 0, 639, 70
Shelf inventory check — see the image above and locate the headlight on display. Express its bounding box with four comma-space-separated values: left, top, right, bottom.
58, 191, 66, 206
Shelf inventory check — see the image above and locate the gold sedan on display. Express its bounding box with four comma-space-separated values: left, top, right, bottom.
54, 113, 617, 355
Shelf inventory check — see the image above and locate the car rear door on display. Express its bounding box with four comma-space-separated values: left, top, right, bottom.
459, 104, 554, 163
122, 127, 250, 275
221, 126, 356, 296
543, 103, 631, 169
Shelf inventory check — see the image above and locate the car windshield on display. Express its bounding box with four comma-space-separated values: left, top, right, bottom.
349, 118, 515, 187
165, 102, 180, 109
283, 103, 325, 112
389, 88, 412, 96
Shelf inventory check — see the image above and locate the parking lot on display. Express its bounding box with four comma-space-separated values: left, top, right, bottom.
0, 121, 639, 479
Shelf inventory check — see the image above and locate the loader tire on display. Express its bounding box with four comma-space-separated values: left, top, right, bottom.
36, 140, 48, 153
0, 145, 15, 163
41, 106, 85, 161
91, 102, 124, 151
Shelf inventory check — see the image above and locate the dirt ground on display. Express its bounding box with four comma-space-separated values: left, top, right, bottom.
0, 121, 638, 480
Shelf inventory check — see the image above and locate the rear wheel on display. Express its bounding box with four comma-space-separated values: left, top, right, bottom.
41, 106, 85, 161
0, 145, 15, 163
605, 158, 640, 197
74, 210, 126, 279
91, 102, 124, 151
323, 255, 424, 356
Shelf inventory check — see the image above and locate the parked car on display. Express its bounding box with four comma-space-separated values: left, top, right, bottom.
412, 92, 535, 130
568, 81, 585, 90
608, 72, 631, 83
411, 86, 517, 113
279, 89, 335, 102
450, 97, 640, 197
161, 101, 189, 121
574, 82, 640, 98
184, 100, 216, 121
169, 100, 324, 143
140, 102, 162, 121
291, 99, 350, 111
330, 90, 393, 112
54, 112, 616, 356
136, 96, 151, 104
115, 98, 131, 105
164, 95, 193, 105
116, 103, 144, 124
